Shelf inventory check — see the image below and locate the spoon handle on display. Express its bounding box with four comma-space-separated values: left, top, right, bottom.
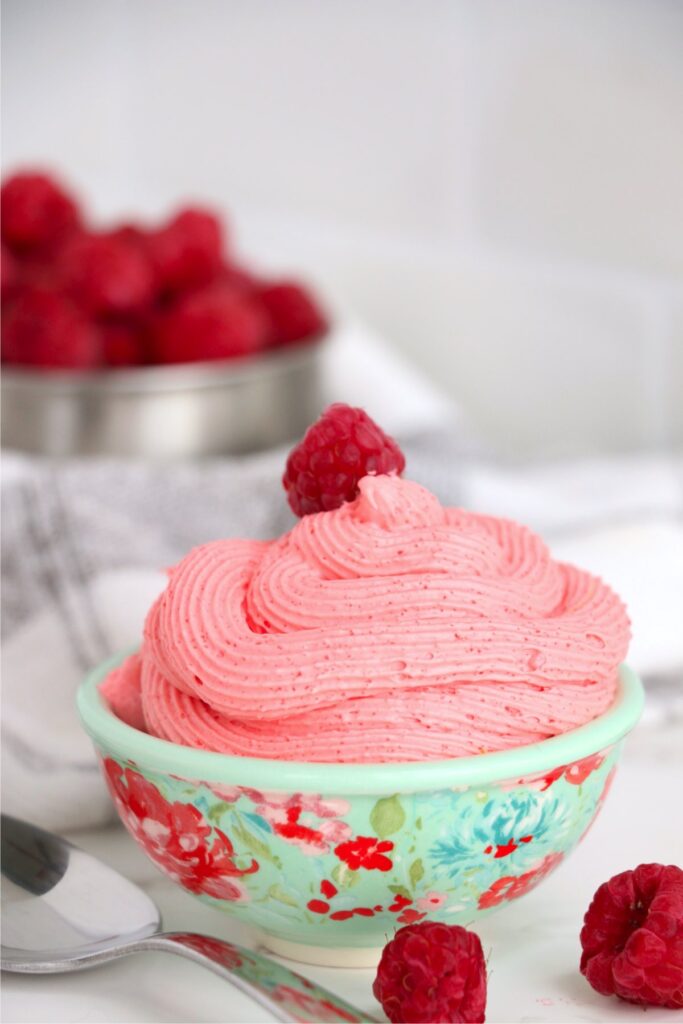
133, 932, 375, 1024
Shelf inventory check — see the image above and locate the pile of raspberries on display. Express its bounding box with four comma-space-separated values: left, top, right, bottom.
1, 170, 328, 370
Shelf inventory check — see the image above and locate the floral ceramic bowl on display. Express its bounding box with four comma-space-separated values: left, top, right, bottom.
78, 657, 643, 967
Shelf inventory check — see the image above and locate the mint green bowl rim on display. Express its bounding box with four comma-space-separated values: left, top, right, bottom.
77, 654, 643, 796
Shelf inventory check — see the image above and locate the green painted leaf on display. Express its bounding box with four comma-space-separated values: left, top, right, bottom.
233, 816, 276, 864
388, 884, 411, 900
332, 863, 360, 889
409, 858, 424, 889
207, 801, 230, 823
268, 884, 299, 907
370, 795, 406, 838
415, 817, 423, 831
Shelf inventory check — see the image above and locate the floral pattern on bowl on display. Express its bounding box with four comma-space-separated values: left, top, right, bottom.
166, 934, 363, 1022
99, 745, 619, 948
79, 656, 643, 960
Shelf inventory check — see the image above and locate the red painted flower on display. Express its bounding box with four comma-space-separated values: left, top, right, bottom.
103, 758, 258, 900
330, 906, 377, 921
270, 803, 349, 855
538, 765, 566, 790
307, 886, 384, 923
484, 836, 533, 858
242, 790, 351, 855
478, 852, 563, 909
565, 753, 604, 785
271, 984, 359, 1023
416, 891, 449, 912
537, 753, 605, 791
334, 836, 394, 872
172, 933, 245, 970
397, 908, 427, 925
388, 893, 412, 913
307, 899, 331, 914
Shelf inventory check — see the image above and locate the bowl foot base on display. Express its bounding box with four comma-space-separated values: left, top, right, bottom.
257, 932, 383, 968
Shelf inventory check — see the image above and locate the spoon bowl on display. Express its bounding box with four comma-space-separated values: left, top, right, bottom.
1, 815, 374, 1023
2, 815, 160, 969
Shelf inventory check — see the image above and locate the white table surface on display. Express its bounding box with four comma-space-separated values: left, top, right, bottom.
3, 716, 681, 1024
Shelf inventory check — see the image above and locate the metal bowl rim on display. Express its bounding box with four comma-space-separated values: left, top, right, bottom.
1, 336, 327, 396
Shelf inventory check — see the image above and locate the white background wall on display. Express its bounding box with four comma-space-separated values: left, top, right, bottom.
3, 0, 682, 457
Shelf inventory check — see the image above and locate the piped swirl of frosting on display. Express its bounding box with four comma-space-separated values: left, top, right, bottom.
105, 476, 630, 761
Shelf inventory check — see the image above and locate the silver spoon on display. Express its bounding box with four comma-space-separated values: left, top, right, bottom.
1, 815, 375, 1024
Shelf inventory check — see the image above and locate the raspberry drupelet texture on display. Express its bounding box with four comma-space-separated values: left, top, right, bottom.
1, 172, 80, 253
215, 263, 255, 295
282, 403, 406, 516
62, 232, 155, 316
580, 863, 683, 1009
373, 922, 487, 1024
1, 287, 99, 369
257, 280, 328, 345
1, 244, 19, 301
106, 223, 149, 250
149, 207, 223, 293
151, 285, 269, 364
100, 322, 147, 368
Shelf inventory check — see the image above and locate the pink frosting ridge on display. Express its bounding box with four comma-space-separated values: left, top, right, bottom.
101, 475, 630, 762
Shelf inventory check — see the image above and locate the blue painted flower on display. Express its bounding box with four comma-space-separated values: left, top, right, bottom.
430, 787, 583, 885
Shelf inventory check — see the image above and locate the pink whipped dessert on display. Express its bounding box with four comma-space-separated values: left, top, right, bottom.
102, 458, 630, 763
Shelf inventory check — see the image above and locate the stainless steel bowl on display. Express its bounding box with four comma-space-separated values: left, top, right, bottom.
1, 341, 325, 458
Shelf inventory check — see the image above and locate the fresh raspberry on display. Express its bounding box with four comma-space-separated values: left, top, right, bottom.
257, 280, 328, 346
282, 403, 405, 516
374, 922, 487, 1024
148, 207, 223, 293
1, 247, 63, 295
1, 172, 80, 253
100, 321, 147, 368
1, 244, 20, 301
216, 262, 256, 294
106, 222, 149, 250
1, 287, 99, 370
151, 285, 269, 364
61, 232, 155, 316
580, 863, 683, 1009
